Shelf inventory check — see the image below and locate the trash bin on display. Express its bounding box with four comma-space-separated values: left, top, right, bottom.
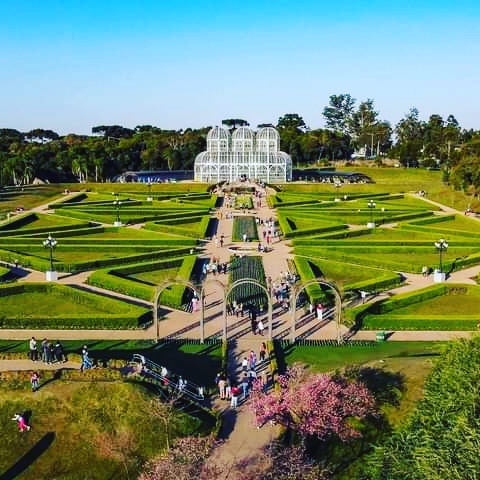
376, 331, 386, 342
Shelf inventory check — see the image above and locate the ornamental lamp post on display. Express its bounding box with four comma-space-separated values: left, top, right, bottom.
367, 200, 376, 228
43, 233, 58, 281
434, 239, 448, 282
112, 194, 122, 226
334, 182, 342, 202
147, 181, 153, 202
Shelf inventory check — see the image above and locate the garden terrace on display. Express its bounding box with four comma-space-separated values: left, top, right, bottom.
0, 212, 85, 232
0, 185, 70, 221
346, 284, 480, 331
87, 255, 199, 308
0, 222, 197, 273
281, 193, 480, 298
0, 283, 151, 329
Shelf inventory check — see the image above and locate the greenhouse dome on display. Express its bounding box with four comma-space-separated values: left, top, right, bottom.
194, 126, 292, 183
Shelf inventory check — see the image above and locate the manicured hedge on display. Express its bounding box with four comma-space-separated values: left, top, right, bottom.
87, 268, 153, 301
283, 223, 348, 239
347, 272, 403, 293
400, 223, 480, 239
404, 214, 456, 226
0, 313, 151, 330
293, 255, 401, 299
0, 222, 95, 239
0, 213, 38, 231
362, 314, 478, 331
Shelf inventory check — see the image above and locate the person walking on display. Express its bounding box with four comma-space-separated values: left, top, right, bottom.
54, 341, 65, 363
29, 337, 38, 361
41, 338, 49, 363
241, 357, 248, 372
225, 378, 232, 400
258, 320, 265, 336
230, 385, 240, 409
249, 350, 257, 370
241, 373, 249, 399
218, 375, 226, 400
259, 342, 267, 362
30, 371, 40, 392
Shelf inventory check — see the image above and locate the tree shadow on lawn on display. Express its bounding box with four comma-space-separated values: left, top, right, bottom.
344, 366, 406, 407
1, 432, 56, 480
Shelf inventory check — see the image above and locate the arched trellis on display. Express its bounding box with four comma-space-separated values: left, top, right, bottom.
225, 278, 273, 340
154, 279, 201, 342
290, 278, 343, 344
199, 278, 227, 343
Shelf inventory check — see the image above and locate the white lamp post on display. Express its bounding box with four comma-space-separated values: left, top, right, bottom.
147, 181, 153, 202
434, 239, 448, 282
334, 182, 342, 202
43, 233, 58, 281
367, 200, 376, 228
113, 194, 123, 226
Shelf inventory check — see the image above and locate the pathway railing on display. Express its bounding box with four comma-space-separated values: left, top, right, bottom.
131, 353, 206, 402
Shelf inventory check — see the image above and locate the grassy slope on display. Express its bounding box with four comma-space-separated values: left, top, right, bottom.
0, 381, 202, 480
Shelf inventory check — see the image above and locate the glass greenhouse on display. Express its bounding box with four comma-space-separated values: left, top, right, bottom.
194, 126, 292, 183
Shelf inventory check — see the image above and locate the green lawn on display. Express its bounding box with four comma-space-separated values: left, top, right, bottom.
280, 341, 445, 373
393, 286, 480, 315
0, 283, 149, 328
0, 185, 67, 220
0, 379, 206, 480
129, 266, 179, 284
0, 291, 115, 315
295, 256, 392, 286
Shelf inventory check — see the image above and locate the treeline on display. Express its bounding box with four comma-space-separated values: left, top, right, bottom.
0, 94, 479, 189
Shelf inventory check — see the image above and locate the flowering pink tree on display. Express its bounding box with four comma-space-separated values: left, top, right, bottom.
250, 364, 376, 441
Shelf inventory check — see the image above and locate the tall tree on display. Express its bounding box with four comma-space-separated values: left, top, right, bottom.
221, 119, 249, 130
276, 114, 308, 165
323, 94, 356, 136
394, 107, 425, 166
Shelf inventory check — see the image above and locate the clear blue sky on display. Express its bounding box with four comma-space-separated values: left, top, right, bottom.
1, 0, 479, 135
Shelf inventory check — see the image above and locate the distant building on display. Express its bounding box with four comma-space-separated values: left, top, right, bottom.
194, 126, 292, 183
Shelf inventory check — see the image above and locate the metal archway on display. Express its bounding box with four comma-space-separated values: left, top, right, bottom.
200, 278, 227, 343
154, 279, 201, 342
225, 278, 273, 340
290, 278, 343, 344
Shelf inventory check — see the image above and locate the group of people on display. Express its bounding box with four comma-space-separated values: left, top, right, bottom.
215, 343, 269, 409
28, 337, 66, 364
202, 257, 228, 277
